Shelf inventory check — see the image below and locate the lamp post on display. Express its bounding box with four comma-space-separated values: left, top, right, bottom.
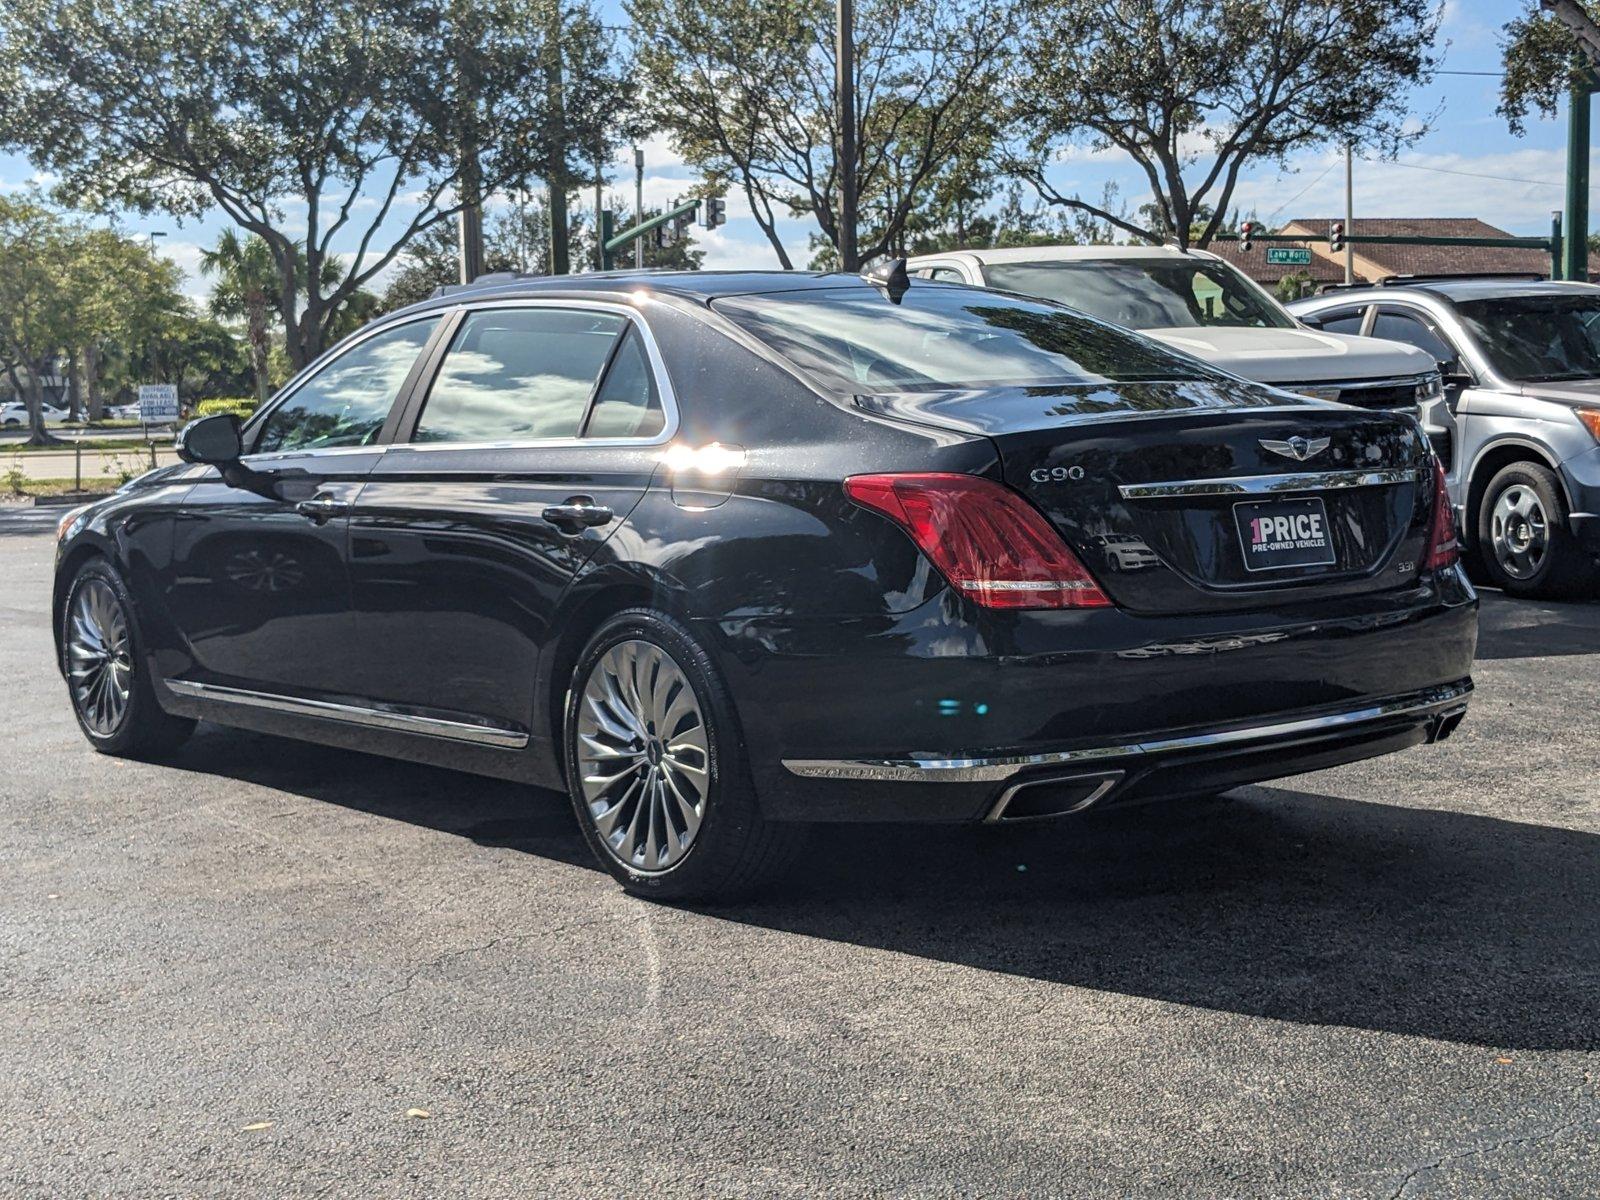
836, 0, 858, 272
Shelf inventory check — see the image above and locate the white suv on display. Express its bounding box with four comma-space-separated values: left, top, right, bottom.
905, 246, 1442, 413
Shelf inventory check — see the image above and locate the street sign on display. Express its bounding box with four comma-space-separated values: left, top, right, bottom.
137, 384, 178, 422
1266, 247, 1313, 266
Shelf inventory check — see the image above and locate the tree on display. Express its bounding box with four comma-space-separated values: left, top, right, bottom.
0, 195, 78, 444
200, 231, 279, 404
1012, 0, 1442, 249
1500, 2, 1600, 134
629, 0, 1015, 267
0, 0, 560, 370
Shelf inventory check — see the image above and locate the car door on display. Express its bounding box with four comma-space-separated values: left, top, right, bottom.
165, 315, 444, 698
1370, 304, 1473, 487
346, 302, 672, 745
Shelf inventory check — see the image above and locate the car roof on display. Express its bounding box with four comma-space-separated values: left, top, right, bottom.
1301, 277, 1600, 306
908, 244, 1221, 267
385, 269, 870, 320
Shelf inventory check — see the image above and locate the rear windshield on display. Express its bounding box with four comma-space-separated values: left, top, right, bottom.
983, 258, 1295, 331
712, 284, 1220, 394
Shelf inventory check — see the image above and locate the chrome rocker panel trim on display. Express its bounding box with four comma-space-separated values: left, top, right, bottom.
781, 680, 1473, 785
162, 679, 529, 749
1118, 467, 1421, 500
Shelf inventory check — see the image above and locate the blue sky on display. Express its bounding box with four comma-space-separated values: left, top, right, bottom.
0, 0, 1578, 300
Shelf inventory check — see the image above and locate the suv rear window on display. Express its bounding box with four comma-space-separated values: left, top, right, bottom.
712, 284, 1220, 394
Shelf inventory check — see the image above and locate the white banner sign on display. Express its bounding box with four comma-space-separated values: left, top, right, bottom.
138, 384, 179, 422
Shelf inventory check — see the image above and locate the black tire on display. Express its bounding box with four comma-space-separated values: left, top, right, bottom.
563, 608, 804, 902
61, 559, 195, 757
1474, 461, 1598, 599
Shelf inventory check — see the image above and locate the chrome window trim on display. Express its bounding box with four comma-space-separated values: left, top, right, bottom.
394, 297, 680, 452
781, 681, 1472, 784
1117, 466, 1421, 499
163, 679, 528, 749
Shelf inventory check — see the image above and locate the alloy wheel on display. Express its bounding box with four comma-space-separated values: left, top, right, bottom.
575, 638, 710, 873
1490, 484, 1549, 581
68, 578, 133, 736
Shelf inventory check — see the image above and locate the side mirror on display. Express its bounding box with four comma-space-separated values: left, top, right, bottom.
176, 413, 243, 465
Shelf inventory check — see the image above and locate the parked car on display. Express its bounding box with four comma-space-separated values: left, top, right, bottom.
1, 400, 66, 426
52, 269, 1476, 899
905, 246, 1443, 412
1291, 277, 1600, 598
107, 402, 144, 420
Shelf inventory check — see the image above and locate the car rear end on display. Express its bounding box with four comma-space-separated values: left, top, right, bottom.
704, 281, 1478, 823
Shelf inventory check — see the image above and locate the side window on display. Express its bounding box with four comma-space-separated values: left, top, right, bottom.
415, 308, 625, 443
255, 317, 439, 454
929, 267, 965, 283
1372, 308, 1457, 365
1303, 306, 1367, 336
583, 328, 666, 439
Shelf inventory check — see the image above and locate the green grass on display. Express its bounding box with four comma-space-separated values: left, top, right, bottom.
2, 477, 113, 498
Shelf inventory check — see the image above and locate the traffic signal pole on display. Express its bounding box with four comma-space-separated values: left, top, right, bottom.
602, 198, 705, 262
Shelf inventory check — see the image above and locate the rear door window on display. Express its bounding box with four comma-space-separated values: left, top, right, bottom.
582, 328, 666, 439
1372, 308, 1457, 365
414, 308, 626, 443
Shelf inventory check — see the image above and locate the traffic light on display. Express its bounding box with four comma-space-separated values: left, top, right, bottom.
1239, 221, 1255, 252
653, 224, 669, 250
703, 197, 726, 229
1329, 221, 1346, 253
673, 204, 697, 240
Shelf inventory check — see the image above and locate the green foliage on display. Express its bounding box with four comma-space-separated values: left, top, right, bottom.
1014, 0, 1442, 248
194, 397, 259, 419
1499, 4, 1598, 135
1275, 271, 1316, 302
0, 0, 612, 368
629, 0, 1015, 266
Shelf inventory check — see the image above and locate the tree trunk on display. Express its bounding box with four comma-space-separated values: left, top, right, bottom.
247, 303, 271, 403
23, 362, 60, 447
85, 344, 104, 422
67, 350, 83, 422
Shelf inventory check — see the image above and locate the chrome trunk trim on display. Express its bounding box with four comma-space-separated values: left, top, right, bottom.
781, 680, 1473, 784
162, 679, 529, 748
1118, 467, 1420, 499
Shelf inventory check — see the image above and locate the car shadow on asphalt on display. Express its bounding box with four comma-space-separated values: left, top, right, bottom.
161, 723, 1598, 1054
1475, 589, 1600, 660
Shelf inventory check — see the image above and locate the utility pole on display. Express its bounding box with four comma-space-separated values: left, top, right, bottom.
1567, 69, 1592, 281
544, 3, 570, 276
1343, 144, 1354, 285
634, 147, 645, 269
453, 0, 484, 284
836, 0, 858, 272
594, 147, 605, 272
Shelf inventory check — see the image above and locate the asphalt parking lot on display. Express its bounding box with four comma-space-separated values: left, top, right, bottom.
2, 509, 1597, 1198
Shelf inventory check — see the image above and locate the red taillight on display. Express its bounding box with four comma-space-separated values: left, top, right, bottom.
1423, 455, 1459, 571
843, 472, 1112, 609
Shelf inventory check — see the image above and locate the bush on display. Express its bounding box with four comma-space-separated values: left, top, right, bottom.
194, 397, 259, 419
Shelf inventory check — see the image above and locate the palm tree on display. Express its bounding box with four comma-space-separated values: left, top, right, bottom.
199, 230, 277, 403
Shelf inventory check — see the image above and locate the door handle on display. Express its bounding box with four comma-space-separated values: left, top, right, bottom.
294, 496, 350, 524
542, 497, 614, 532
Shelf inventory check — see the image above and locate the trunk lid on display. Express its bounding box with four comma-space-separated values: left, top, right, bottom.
855, 382, 1433, 614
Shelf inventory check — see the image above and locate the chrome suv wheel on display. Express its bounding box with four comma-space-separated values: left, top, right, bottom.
1475, 460, 1598, 599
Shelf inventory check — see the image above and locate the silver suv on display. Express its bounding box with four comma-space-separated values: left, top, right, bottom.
1291, 278, 1600, 598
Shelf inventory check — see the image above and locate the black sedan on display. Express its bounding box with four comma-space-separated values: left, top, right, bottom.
52, 269, 1477, 899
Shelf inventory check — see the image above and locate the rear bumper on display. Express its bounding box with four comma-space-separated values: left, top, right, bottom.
781, 680, 1470, 822
709, 565, 1477, 822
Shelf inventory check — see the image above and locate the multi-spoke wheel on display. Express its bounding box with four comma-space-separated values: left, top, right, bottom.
68, 576, 133, 736
1475, 461, 1597, 599
61, 561, 194, 756
564, 609, 803, 900
576, 638, 709, 874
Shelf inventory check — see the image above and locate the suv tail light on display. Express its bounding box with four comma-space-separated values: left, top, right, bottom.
844, 472, 1111, 609
1423, 455, 1460, 571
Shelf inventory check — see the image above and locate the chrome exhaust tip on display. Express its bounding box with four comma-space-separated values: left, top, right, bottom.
1429, 705, 1468, 743
985, 770, 1126, 823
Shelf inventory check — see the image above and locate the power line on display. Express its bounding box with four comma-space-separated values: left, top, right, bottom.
1383, 160, 1560, 188
1263, 160, 1336, 224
